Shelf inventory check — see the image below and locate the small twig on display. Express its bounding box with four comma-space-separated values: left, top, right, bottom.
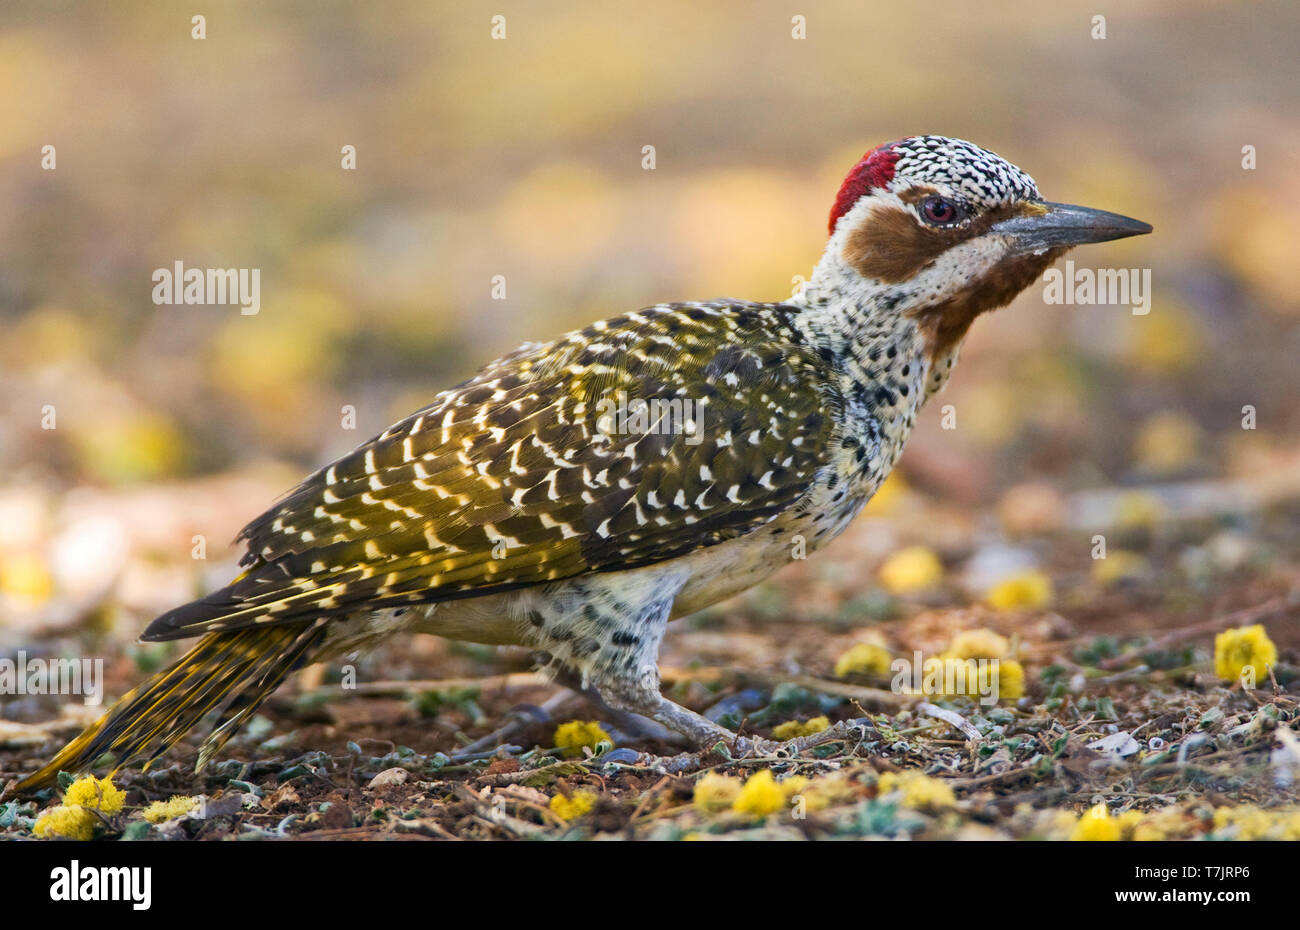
950, 765, 1038, 790
767, 674, 908, 710
393, 818, 460, 840
627, 775, 671, 823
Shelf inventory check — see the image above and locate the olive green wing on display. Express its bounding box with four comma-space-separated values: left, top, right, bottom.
143, 304, 839, 641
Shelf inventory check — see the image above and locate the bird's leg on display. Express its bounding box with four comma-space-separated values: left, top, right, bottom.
599, 671, 744, 752
526, 574, 764, 756
550, 666, 684, 745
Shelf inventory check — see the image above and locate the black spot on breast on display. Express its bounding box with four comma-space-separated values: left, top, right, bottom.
878, 292, 903, 312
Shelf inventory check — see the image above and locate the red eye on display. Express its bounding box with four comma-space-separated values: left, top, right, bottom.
921, 196, 962, 225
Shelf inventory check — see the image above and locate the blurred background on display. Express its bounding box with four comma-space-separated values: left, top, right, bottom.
1, 0, 1298, 659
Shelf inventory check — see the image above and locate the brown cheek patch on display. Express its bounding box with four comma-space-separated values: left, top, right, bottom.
907, 246, 1066, 367
842, 197, 1034, 285
843, 199, 1058, 365
843, 206, 955, 284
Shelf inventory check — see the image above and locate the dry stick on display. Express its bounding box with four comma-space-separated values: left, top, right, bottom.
451, 782, 546, 838
659, 666, 907, 710
494, 786, 569, 829
392, 819, 460, 840
760, 673, 908, 710
1097, 596, 1291, 670
627, 775, 672, 823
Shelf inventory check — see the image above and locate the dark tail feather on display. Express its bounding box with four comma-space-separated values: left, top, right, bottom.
7, 619, 328, 795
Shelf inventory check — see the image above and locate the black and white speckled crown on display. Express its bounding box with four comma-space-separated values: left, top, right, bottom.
891, 136, 1040, 207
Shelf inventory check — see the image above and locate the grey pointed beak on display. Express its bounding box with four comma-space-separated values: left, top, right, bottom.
993, 201, 1152, 254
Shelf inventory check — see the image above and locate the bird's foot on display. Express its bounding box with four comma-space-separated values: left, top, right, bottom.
595, 674, 876, 771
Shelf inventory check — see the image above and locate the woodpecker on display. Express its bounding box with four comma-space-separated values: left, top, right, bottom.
12, 136, 1150, 792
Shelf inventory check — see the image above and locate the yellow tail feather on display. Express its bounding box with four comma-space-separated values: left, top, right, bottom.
6, 619, 327, 796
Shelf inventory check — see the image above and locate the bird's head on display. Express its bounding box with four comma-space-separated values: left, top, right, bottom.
817, 135, 1151, 364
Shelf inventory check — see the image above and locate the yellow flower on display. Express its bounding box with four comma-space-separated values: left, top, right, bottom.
985, 571, 1053, 611
141, 796, 200, 824
779, 775, 810, 799
1117, 809, 1144, 839
778, 775, 834, 812
877, 771, 955, 811
834, 642, 893, 678
1214, 624, 1277, 685
33, 805, 98, 841
693, 773, 741, 812
1128, 303, 1202, 374
1115, 491, 1164, 528
63, 775, 126, 814
1091, 550, 1148, 587
878, 546, 943, 594
1134, 412, 1201, 474
1131, 806, 1196, 842
732, 769, 786, 817
553, 720, 612, 758
1131, 822, 1167, 842
1072, 803, 1121, 841
549, 789, 597, 820
943, 629, 1011, 661
913, 656, 1002, 704
0, 552, 53, 605
1211, 804, 1295, 841
994, 659, 1026, 701
797, 774, 855, 811
771, 716, 829, 741
1041, 808, 1081, 840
